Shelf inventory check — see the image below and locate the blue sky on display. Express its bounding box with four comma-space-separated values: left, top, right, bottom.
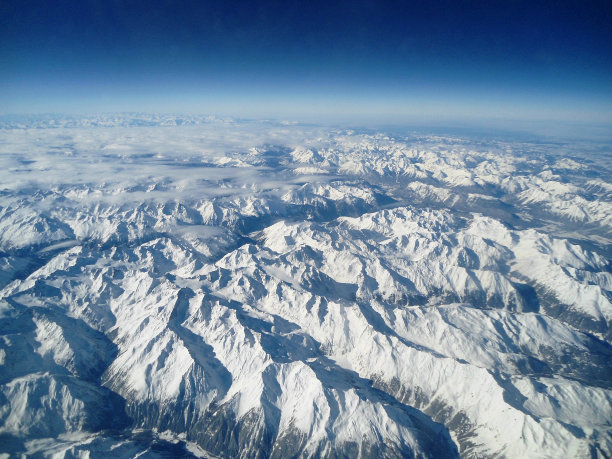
1, 0, 611, 123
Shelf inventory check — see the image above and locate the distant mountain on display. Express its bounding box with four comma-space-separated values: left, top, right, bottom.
1, 116, 610, 457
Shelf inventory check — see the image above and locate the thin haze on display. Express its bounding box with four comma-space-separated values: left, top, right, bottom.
1, 0, 611, 124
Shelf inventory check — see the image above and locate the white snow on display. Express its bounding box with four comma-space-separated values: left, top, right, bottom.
0, 115, 611, 458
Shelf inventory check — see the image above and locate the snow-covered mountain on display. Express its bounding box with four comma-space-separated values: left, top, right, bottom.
0, 116, 611, 458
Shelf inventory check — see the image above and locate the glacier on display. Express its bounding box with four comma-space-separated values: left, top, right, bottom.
0, 114, 611, 458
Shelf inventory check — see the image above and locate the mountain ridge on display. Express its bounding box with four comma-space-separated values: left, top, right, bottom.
0, 117, 610, 457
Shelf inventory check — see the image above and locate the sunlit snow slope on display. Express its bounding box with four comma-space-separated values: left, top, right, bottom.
0, 114, 611, 458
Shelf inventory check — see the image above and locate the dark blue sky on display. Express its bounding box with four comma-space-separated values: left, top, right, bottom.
1, 0, 611, 122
